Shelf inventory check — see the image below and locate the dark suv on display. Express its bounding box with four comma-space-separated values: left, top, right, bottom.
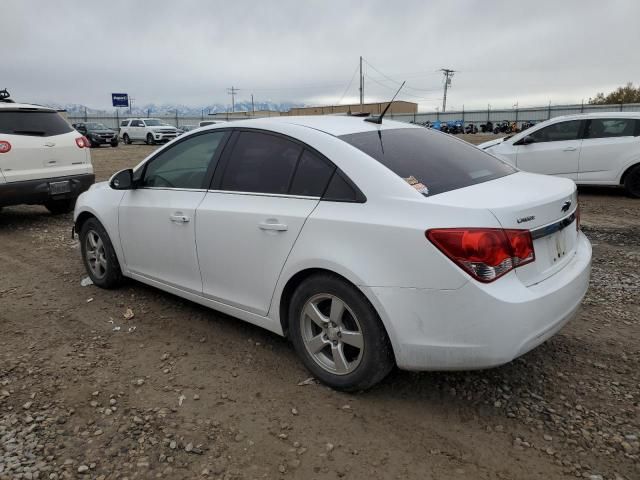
74, 122, 118, 147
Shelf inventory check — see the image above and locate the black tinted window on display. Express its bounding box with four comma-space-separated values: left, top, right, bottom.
0, 110, 73, 137
290, 150, 335, 196
585, 118, 637, 139
120, 120, 128, 127
530, 120, 581, 143
339, 128, 515, 197
142, 132, 226, 189
323, 171, 361, 202
220, 132, 302, 194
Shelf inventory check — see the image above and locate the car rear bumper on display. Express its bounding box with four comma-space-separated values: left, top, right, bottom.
364, 231, 592, 371
0, 173, 95, 207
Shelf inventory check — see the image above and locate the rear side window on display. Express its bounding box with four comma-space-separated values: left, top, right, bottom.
120, 120, 129, 127
289, 150, 335, 196
220, 131, 302, 194
585, 118, 637, 139
529, 120, 582, 143
339, 128, 516, 197
0, 110, 73, 137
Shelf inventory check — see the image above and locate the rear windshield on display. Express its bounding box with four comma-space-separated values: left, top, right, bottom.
339, 128, 516, 196
0, 110, 74, 137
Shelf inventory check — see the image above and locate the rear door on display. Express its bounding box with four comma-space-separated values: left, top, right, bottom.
515, 120, 584, 179
578, 118, 640, 183
129, 120, 144, 140
0, 108, 88, 182
196, 130, 335, 315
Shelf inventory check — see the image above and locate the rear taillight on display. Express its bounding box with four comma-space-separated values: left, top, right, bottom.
75, 136, 90, 148
426, 228, 535, 283
0, 140, 11, 153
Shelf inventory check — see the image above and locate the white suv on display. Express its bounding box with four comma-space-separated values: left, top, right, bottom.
0, 96, 94, 214
479, 112, 640, 197
119, 118, 179, 145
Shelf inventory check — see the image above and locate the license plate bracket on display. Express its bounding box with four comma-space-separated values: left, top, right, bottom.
49, 180, 71, 195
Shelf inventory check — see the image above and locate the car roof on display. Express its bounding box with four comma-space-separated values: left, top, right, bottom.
212, 115, 418, 136
544, 111, 640, 121
0, 102, 56, 112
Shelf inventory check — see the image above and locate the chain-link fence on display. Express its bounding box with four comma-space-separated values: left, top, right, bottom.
67, 102, 640, 130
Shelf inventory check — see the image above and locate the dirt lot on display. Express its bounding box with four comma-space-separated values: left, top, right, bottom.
1, 136, 639, 480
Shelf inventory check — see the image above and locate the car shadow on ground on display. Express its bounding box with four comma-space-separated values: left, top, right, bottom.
578, 185, 627, 197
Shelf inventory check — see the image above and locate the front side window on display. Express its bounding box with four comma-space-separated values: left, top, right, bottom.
585, 118, 637, 139
141, 131, 226, 189
220, 131, 302, 194
131, 120, 143, 127
340, 127, 515, 197
529, 120, 582, 143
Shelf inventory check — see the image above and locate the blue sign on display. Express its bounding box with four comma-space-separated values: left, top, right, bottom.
111, 93, 129, 107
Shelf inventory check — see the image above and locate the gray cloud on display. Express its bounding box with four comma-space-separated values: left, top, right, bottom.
3, 0, 639, 111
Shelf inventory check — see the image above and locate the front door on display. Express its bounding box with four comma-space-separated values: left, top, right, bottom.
516, 119, 584, 180
118, 130, 228, 293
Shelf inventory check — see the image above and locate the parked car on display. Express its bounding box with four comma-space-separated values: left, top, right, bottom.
479, 113, 640, 197
177, 125, 198, 134
0, 95, 94, 214
74, 122, 118, 147
119, 118, 179, 145
74, 116, 591, 391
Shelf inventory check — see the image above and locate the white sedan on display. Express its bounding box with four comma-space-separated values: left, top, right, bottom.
478, 112, 640, 197
74, 116, 592, 391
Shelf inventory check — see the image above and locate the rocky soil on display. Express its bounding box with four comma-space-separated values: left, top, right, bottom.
0, 140, 638, 479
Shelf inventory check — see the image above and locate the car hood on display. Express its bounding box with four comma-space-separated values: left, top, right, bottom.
477, 137, 507, 150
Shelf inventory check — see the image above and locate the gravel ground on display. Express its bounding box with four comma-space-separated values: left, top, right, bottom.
0, 136, 638, 480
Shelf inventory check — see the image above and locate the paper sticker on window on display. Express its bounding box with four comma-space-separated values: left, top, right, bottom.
404, 176, 429, 195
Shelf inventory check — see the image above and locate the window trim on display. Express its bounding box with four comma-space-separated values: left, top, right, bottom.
135, 129, 232, 191
208, 127, 366, 202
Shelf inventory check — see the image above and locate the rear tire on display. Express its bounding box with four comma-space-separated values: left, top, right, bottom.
289, 273, 394, 392
623, 164, 640, 198
79, 217, 124, 289
146, 133, 155, 145
45, 198, 75, 215
123, 134, 131, 144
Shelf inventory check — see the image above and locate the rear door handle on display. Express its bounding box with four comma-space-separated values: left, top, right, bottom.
563, 146, 577, 152
169, 213, 190, 223
259, 221, 288, 231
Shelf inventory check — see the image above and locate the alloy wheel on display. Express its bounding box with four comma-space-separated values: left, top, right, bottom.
85, 229, 108, 279
299, 293, 364, 375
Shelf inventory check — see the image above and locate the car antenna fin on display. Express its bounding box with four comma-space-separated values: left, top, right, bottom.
365, 81, 405, 124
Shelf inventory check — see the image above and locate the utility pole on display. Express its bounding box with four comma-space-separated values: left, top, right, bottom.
440, 68, 456, 112
227, 86, 240, 113
251, 94, 255, 116
359, 56, 364, 111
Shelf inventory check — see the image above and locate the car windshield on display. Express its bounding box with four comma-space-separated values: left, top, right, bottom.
144, 119, 162, 126
339, 127, 516, 197
86, 123, 107, 130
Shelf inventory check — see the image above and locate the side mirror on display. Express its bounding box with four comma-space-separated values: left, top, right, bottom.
110, 169, 134, 190
517, 135, 536, 146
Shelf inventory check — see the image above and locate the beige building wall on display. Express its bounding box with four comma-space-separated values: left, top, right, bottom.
284, 101, 417, 116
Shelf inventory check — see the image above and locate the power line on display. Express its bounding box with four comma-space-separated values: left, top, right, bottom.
336, 62, 361, 106
363, 73, 439, 102
440, 68, 456, 112
362, 59, 440, 93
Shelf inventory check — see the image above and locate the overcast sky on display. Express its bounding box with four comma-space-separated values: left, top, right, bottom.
3, 0, 639, 112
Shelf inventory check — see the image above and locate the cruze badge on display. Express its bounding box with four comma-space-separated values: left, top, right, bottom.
561, 200, 572, 212
517, 215, 535, 224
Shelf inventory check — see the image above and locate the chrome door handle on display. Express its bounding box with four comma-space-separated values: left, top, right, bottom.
259, 222, 288, 231
169, 214, 190, 223
563, 146, 577, 152
44, 142, 56, 147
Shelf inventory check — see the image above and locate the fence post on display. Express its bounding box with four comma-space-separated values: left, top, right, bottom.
175, 109, 179, 127
547, 101, 551, 120
116, 108, 119, 127
620, 102, 624, 112
487, 104, 490, 125
462, 104, 465, 124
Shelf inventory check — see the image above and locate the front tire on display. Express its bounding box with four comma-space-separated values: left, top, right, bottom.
44, 198, 75, 214
623, 164, 640, 198
111, 140, 119, 148
146, 133, 155, 145
289, 273, 394, 391
79, 217, 124, 289
123, 134, 131, 144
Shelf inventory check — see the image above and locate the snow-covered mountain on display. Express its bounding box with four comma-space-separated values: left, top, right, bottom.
43, 101, 305, 116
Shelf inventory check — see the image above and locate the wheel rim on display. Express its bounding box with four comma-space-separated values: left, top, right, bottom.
300, 294, 364, 376
147, 134, 153, 144
85, 229, 108, 280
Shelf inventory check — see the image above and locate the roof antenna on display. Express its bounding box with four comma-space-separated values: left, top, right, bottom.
365, 81, 405, 124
